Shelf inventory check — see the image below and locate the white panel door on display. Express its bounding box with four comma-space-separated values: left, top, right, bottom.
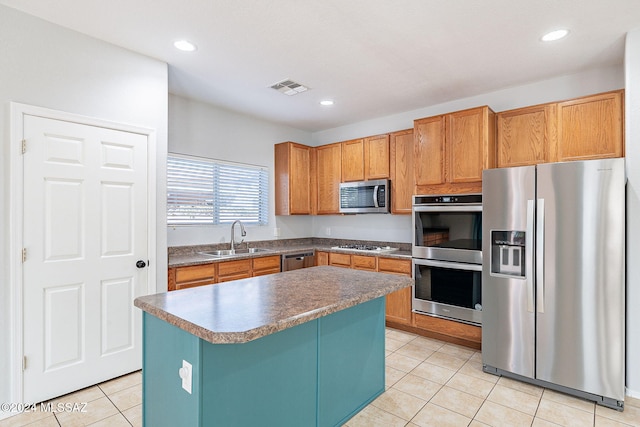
22, 115, 148, 403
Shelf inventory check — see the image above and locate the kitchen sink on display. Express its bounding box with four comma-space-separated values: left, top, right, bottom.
198, 248, 272, 258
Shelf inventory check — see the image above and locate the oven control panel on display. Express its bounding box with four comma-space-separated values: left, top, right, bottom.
413, 194, 482, 205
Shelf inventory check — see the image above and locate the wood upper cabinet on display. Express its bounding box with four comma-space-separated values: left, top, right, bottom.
341, 138, 365, 182
389, 129, 414, 214
414, 115, 446, 187
448, 106, 496, 183
316, 143, 342, 214
414, 106, 495, 195
274, 141, 314, 215
341, 134, 390, 182
556, 90, 624, 161
496, 103, 557, 167
496, 90, 624, 167
364, 134, 390, 180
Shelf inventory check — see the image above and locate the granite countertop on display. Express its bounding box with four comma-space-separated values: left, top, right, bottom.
134, 266, 412, 344
169, 240, 412, 268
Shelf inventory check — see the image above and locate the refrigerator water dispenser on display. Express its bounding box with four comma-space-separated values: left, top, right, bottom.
490, 231, 525, 277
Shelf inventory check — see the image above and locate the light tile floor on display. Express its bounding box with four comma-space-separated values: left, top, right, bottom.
2, 328, 639, 427
0, 372, 141, 427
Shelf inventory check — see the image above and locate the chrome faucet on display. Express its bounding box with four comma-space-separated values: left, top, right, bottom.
230, 220, 246, 251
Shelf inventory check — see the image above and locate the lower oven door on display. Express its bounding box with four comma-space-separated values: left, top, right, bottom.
412, 258, 482, 325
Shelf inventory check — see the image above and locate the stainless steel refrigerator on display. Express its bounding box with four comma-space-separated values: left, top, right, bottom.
482, 158, 625, 410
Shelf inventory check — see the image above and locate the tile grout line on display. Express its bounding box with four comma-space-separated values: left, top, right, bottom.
99, 383, 136, 427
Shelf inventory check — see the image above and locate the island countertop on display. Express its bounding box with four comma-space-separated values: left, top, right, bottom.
134, 265, 412, 344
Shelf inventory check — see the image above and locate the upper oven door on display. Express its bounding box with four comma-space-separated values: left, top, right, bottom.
339, 179, 389, 214
412, 198, 482, 264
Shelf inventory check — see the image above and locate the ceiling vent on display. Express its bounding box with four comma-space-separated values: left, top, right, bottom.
270, 79, 309, 96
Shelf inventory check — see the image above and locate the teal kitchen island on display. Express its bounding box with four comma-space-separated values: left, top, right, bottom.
134, 265, 412, 427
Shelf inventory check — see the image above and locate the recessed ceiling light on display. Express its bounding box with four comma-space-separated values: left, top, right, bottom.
541, 29, 569, 42
174, 40, 197, 52
320, 100, 334, 106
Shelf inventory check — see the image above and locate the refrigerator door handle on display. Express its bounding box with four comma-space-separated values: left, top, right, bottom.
536, 198, 545, 313
526, 199, 535, 313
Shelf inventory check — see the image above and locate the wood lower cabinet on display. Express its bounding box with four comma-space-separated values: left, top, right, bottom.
328, 252, 352, 268
169, 255, 282, 291
413, 313, 481, 350
378, 258, 412, 326
324, 253, 412, 326
274, 142, 314, 215
316, 251, 329, 266
252, 255, 281, 276
351, 254, 377, 271
415, 106, 495, 195
316, 143, 342, 214
214, 259, 252, 283
169, 263, 216, 291
557, 90, 624, 161
389, 129, 414, 214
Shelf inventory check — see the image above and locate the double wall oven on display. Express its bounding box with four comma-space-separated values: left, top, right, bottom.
412, 194, 482, 326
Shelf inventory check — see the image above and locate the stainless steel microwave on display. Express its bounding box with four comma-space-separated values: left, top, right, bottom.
339, 179, 390, 214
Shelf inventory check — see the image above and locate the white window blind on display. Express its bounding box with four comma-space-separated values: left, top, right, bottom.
167, 154, 268, 226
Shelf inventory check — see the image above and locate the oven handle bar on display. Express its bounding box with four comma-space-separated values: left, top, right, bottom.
413, 205, 482, 213
412, 258, 482, 272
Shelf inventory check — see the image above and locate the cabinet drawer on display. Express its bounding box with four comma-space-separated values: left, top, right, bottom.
218, 272, 252, 283
253, 267, 281, 277
329, 253, 352, 267
378, 257, 411, 276
252, 255, 281, 272
175, 278, 216, 291
352, 255, 376, 271
218, 259, 251, 277
175, 264, 216, 283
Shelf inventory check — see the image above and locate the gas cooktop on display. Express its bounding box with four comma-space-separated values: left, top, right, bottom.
331, 244, 399, 253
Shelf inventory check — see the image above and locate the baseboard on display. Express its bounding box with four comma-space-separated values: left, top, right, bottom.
626, 387, 640, 400
386, 320, 481, 350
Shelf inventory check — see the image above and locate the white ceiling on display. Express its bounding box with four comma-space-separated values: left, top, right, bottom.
2, 0, 640, 132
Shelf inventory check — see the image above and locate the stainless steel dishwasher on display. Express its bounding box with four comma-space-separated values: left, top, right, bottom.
281, 251, 315, 271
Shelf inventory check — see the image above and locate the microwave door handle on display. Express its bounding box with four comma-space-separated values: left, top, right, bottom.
373, 185, 379, 208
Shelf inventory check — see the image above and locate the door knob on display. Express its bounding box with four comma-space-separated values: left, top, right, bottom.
136, 260, 147, 268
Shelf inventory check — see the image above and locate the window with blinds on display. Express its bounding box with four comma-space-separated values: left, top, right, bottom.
167, 153, 268, 226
